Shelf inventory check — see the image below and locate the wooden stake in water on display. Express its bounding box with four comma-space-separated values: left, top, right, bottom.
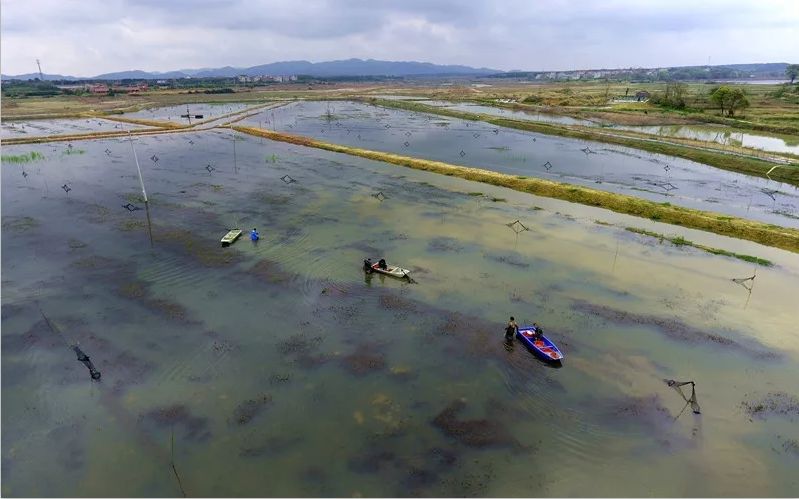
233, 131, 238, 174
128, 132, 154, 247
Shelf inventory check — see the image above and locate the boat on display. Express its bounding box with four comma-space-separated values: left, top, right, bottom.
516, 326, 564, 362
370, 262, 411, 279
221, 229, 242, 247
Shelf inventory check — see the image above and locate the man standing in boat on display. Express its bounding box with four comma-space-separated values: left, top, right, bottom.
363, 258, 373, 274
505, 316, 519, 340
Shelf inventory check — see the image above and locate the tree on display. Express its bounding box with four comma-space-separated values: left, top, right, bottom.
726, 88, 749, 116
786, 64, 799, 84
710, 86, 732, 115
664, 81, 688, 108
710, 86, 749, 116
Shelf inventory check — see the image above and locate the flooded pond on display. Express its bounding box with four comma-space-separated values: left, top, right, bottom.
3, 126, 798, 497
609, 124, 799, 155
239, 101, 799, 228
424, 101, 597, 126
408, 100, 798, 155
1, 118, 154, 139
121, 102, 257, 123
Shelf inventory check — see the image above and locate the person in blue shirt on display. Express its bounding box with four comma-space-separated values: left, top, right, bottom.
250, 228, 259, 241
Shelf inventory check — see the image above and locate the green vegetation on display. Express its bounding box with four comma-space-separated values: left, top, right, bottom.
1, 151, 45, 163
626, 227, 772, 265
786, 64, 799, 84
710, 86, 750, 117
231, 125, 799, 254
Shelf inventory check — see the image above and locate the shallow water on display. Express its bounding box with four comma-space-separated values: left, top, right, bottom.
608, 124, 799, 155
397, 100, 799, 155
121, 103, 257, 123
2, 124, 798, 497
238, 101, 799, 227
0, 118, 153, 139
429, 101, 597, 126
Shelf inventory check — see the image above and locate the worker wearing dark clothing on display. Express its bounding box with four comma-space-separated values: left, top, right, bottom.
505, 316, 518, 339
363, 258, 373, 273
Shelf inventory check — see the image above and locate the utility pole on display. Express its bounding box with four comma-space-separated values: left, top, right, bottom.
36, 59, 44, 81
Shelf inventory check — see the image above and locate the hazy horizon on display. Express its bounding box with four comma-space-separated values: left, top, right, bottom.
1, 0, 798, 76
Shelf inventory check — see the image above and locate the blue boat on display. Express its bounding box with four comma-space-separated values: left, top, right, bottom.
516, 326, 564, 362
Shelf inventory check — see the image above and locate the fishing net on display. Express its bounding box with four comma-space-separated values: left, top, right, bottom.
665, 379, 700, 415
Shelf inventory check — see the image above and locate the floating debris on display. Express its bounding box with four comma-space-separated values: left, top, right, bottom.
663, 164, 671, 172
22, 170, 28, 178
150, 155, 159, 163
492, 129, 499, 134
372, 191, 387, 202
459, 150, 466, 157
581, 147, 596, 154
473, 133, 480, 138
403, 141, 410, 147
205, 164, 215, 173
62, 183, 72, 194
281, 175, 296, 184
105, 149, 112, 155
542, 161, 553, 170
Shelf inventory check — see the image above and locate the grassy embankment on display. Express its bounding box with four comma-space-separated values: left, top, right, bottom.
230, 125, 799, 254
363, 98, 799, 187
437, 80, 799, 135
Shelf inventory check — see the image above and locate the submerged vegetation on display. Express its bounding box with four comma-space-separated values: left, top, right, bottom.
625, 227, 773, 266
1, 151, 45, 163
231, 125, 799, 254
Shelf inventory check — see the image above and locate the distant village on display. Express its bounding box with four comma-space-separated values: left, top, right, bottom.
53, 74, 299, 94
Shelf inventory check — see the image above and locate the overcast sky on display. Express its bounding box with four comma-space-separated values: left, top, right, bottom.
2, 0, 798, 76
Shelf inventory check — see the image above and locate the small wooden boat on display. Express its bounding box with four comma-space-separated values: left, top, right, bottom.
517, 326, 563, 362
221, 229, 242, 247
370, 262, 411, 279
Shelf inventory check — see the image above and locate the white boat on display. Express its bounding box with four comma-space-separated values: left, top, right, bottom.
370, 262, 411, 279
221, 229, 242, 247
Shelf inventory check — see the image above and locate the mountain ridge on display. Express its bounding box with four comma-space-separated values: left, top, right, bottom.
1, 58, 499, 81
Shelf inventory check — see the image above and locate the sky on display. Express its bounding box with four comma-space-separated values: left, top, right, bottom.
1, 0, 798, 76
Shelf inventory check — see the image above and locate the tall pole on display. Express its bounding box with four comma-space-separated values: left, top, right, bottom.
36, 59, 44, 81
128, 132, 154, 246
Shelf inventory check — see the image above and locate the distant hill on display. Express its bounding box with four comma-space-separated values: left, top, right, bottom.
1, 60, 791, 82
1, 58, 499, 81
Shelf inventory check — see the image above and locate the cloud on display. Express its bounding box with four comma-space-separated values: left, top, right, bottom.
1, 0, 797, 76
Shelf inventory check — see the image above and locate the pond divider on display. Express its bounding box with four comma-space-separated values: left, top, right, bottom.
229, 124, 799, 254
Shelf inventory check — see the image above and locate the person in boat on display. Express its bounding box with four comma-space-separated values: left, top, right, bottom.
532, 322, 543, 340
250, 228, 260, 241
505, 316, 519, 339
378, 258, 388, 270
363, 258, 373, 273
